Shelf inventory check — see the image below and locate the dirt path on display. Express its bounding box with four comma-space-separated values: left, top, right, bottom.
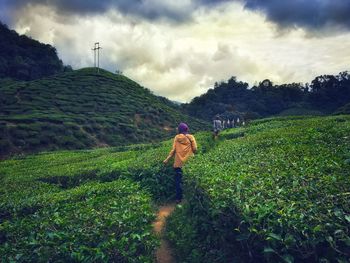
153, 204, 176, 263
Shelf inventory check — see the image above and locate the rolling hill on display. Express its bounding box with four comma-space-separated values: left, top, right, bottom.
0, 68, 209, 157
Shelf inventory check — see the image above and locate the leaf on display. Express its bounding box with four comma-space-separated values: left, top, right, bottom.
263, 247, 276, 254
326, 236, 334, 243
268, 233, 283, 241
282, 254, 294, 263
313, 225, 322, 233
345, 215, 350, 223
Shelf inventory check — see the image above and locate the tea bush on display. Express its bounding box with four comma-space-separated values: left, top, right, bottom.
0, 148, 158, 262
0, 68, 209, 157
0, 180, 157, 262
0, 149, 137, 218
167, 115, 350, 262
2, 115, 349, 262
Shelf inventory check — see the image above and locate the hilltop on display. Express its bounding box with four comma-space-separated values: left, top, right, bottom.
0, 68, 209, 157
0, 22, 71, 80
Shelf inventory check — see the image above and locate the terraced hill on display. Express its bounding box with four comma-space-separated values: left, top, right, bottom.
0, 68, 209, 157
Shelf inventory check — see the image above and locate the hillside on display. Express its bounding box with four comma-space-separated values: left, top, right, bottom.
183, 73, 350, 121
0, 22, 70, 80
0, 68, 209, 157
0, 115, 349, 262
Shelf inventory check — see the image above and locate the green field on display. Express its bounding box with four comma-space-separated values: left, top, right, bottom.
1, 115, 349, 262
0, 68, 208, 158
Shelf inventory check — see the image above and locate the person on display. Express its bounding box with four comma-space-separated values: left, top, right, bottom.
213, 116, 222, 138
163, 123, 197, 203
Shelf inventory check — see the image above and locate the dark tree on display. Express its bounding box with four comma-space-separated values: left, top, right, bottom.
184, 72, 350, 121
0, 22, 70, 80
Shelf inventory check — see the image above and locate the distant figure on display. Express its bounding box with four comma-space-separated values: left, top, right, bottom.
232, 119, 235, 128
213, 116, 222, 138
163, 123, 197, 204
227, 119, 231, 128
242, 121, 246, 126
236, 117, 240, 126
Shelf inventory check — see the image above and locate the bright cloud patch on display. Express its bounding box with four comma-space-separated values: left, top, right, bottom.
10, 1, 350, 102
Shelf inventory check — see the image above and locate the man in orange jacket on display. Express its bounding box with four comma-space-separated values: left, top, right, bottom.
163, 123, 197, 203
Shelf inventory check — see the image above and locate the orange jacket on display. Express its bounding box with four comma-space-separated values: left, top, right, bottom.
165, 134, 197, 168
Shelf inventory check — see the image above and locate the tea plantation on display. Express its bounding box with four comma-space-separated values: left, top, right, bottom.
0, 68, 208, 157
0, 148, 158, 262
0, 115, 349, 262
166, 115, 350, 262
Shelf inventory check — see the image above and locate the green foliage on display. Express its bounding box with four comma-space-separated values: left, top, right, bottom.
277, 107, 324, 116
0, 148, 157, 262
1, 180, 157, 262
0, 67, 209, 158
2, 115, 349, 262
166, 115, 350, 262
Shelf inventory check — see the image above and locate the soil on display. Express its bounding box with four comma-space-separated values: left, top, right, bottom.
153, 204, 176, 263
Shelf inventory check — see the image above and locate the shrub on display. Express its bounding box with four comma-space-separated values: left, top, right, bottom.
166, 116, 350, 262
0, 180, 158, 262
0, 148, 157, 262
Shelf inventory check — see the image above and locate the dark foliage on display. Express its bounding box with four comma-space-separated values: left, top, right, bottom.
0, 22, 71, 81
184, 72, 350, 120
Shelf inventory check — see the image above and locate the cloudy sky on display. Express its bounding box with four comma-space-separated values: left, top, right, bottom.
1, 0, 350, 102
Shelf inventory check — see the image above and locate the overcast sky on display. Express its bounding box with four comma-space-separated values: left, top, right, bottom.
1, 0, 350, 102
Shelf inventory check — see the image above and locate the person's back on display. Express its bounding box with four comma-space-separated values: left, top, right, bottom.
171, 133, 197, 168
163, 123, 197, 203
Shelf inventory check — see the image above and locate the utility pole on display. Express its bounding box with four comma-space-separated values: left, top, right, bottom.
92, 42, 102, 73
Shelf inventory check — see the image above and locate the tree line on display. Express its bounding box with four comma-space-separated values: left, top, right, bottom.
183, 72, 350, 120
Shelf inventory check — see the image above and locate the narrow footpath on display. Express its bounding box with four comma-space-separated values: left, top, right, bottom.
153, 204, 176, 263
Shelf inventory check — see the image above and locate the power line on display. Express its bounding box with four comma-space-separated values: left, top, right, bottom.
92, 42, 102, 73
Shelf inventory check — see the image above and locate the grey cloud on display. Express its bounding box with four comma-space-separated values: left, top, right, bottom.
3, 0, 350, 30
4, 0, 192, 22
242, 0, 350, 29
3, 0, 234, 24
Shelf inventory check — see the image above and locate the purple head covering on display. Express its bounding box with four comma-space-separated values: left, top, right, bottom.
178, 123, 189, 134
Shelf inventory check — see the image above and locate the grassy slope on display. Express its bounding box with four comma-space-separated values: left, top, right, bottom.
0, 68, 209, 157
